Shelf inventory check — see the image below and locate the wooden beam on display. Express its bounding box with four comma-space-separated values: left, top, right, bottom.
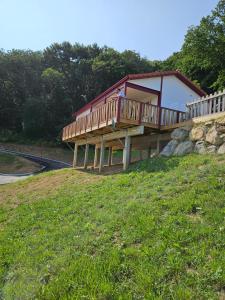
94, 145, 99, 168
73, 143, 78, 168
75, 126, 144, 146
84, 143, 89, 169
123, 134, 131, 171
160, 120, 192, 131
99, 138, 105, 173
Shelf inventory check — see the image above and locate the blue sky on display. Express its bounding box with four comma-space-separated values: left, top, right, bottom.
0, 0, 218, 60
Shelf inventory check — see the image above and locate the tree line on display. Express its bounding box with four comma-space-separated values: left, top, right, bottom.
0, 0, 224, 142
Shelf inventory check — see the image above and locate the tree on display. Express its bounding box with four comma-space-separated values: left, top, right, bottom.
174, 0, 225, 92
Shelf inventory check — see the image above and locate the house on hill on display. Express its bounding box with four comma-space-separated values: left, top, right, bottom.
62, 71, 206, 171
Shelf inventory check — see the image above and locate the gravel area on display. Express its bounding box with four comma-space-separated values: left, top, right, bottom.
0, 175, 31, 185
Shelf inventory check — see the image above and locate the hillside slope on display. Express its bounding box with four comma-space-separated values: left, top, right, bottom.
0, 155, 225, 299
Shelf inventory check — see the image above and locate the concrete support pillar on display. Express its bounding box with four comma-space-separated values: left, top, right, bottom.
99, 138, 105, 173
123, 134, 131, 171
108, 147, 112, 166
84, 143, 89, 169
73, 143, 78, 168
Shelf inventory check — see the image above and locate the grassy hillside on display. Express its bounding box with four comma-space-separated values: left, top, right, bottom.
0, 154, 225, 299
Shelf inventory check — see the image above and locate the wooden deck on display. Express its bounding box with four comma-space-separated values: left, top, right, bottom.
62, 97, 186, 142
62, 91, 225, 172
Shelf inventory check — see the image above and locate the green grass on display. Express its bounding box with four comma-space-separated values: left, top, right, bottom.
0, 153, 16, 164
0, 154, 225, 299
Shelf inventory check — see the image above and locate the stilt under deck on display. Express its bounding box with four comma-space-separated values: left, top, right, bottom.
62, 97, 187, 172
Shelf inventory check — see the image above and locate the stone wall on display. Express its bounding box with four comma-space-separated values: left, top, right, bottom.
160, 117, 225, 156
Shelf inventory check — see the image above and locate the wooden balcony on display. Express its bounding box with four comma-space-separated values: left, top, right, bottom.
62, 97, 186, 142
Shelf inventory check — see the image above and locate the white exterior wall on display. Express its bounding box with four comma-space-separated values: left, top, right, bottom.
128, 76, 200, 111
161, 76, 200, 111
128, 77, 161, 91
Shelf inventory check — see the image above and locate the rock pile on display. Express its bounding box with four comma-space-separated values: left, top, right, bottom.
160, 119, 225, 156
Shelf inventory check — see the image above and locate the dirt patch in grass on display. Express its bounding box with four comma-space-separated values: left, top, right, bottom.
0, 142, 73, 163
0, 169, 103, 209
0, 153, 42, 174
187, 213, 203, 223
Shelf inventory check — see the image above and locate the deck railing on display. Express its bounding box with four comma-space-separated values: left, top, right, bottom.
186, 89, 225, 118
161, 107, 186, 126
62, 97, 186, 141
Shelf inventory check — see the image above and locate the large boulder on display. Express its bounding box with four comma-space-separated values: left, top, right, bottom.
171, 128, 189, 141
216, 125, 225, 134
205, 126, 223, 146
218, 143, 225, 154
173, 141, 194, 156
195, 141, 207, 154
206, 145, 217, 154
189, 126, 206, 141
160, 140, 179, 157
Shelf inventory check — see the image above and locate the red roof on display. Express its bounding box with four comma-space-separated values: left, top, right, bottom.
75, 71, 206, 116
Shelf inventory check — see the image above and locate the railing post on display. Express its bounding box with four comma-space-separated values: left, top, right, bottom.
176, 111, 179, 123
85, 115, 87, 132
139, 103, 143, 124
97, 109, 100, 129
158, 106, 161, 128
116, 97, 121, 123
106, 102, 109, 126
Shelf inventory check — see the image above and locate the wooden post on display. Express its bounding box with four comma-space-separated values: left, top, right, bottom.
139, 150, 143, 161
129, 143, 132, 164
73, 143, 78, 168
108, 147, 112, 166
99, 138, 105, 173
156, 136, 160, 155
94, 145, 99, 168
84, 143, 89, 169
123, 134, 131, 171
147, 147, 151, 158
